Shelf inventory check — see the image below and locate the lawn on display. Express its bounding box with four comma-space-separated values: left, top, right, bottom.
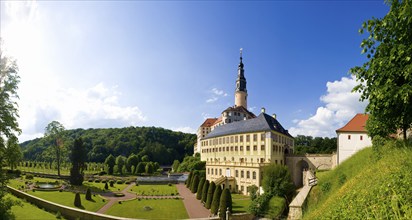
231, 194, 250, 213
129, 184, 178, 196
7, 194, 57, 220
79, 181, 129, 193
7, 176, 64, 190
27, 190, 107, 212
106, 198, 188, 219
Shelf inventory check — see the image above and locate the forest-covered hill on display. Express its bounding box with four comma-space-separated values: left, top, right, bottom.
20, 126, 196, 165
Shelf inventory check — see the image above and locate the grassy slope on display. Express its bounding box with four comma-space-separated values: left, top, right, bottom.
7, 194, 57, 220
304, 142, 412, 219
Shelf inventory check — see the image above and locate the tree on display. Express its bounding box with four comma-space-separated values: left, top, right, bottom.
145, 162, 154, 174
70, 138, 86, 186
196, 177, 205, 200
262, 164, 295, 199
44, 121, 65, 177
191, 174, 200, 193
126, 154, 139, 173
351, 0, 412, 140
141, 155, 149, 162
205, 181, 216, 209
135, 162, 146, 174
104, 154, 116, 175
210, 185, 222, 215
201, 180, 210, 203
219, 188, 233, 220
172, 160, 180, 172
85, 188, 92, 201
248, 185, 259, 201
5, 136, 22, 170
74, 192, 82, 207
1, 47, 21, 219
186, 170, 193, 188
115, 155, 126, 175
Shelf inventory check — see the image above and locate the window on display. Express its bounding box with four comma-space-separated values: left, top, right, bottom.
360, 135, 363, 141
215, 169, 217, 175
261, 145, 265, 151
207, 168, 210, 174
240, 146, 243, 151
261, 133, 265, 141
231, 146, 233, 151
231, 136, 234, 143
235, 136, 238, 143
211, 169, 214, 175
235, 170, 239, 177
241, 186, 244, 192
241, 170, 244, 178
246, 135, 250, 142
223, 138, 225, 144
246, 171, 250, 178
275, 160, 277, 164
348, 135, 351, 140
253, 134, 257, 141
240, 136, 243, 142
253, 145, 257, 151
219, 169, 222, 176
253, 171, 256, 179
235, 146, 238, 151
226, 147, 229, 151
246, 146, 250, 151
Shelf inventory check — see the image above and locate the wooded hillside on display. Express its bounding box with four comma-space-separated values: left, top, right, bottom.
20, 126, 196, 165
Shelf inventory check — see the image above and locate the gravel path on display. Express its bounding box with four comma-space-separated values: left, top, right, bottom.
96, 182, 136, 214
176, 183, 211, 219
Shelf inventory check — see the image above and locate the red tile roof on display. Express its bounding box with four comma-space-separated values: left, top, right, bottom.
336, 114, 369, 132
200, 118, 218, 127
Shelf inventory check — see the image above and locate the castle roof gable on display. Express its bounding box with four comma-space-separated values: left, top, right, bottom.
336, 113, 369, 133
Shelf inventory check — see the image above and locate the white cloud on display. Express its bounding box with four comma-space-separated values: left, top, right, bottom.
206, 88, 227, 103
18, 83, 146, 142
172, 126, 196, 134
289, 75, 367, 137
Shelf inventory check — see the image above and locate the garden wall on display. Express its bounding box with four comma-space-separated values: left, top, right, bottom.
7, 186, 134, 220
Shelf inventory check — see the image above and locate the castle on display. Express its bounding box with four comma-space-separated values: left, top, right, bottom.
195, 50, 294, 194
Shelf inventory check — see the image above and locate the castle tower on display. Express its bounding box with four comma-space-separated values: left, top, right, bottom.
235, 48, 248, 109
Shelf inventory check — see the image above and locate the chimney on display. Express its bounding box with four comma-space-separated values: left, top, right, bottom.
261, 107, 266, 113
272, 113, 277, 119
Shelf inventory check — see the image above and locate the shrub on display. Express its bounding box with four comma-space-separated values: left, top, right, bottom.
98, 171, 107, 176
26, 174, 34, 180
56, 211, 62, 219
210, 185, 222, 215
110, 180, 115, 187
262, 164, 295, 199
94, 179, 101, 183
320, 181, 331, 193
205, 181, 216, 209
88, 179, 93, 182
101, 180, 107, 183
191, 175, 200, 193
116, 180, 124, 184
338, 173, 347, 185
85, 188, 92, 200
104, 182, 109, 190
201, 180, 210, 203
74, 192, 82, 207
196, 178, 205, 200
186, 171, 193, 188
219, 188, 232, 219
168, 183, 172, 186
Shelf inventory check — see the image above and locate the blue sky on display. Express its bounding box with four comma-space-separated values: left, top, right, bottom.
1, 1, 389, 142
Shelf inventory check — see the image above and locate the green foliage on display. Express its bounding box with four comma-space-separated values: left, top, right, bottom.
247, 185, 259, 201
205, 181, 216, 209
126, 154, 139, 173
196, 177, 205, 199
265, 196, 286, 219
248, 193, 271, 217
294, 135, 337, 154
186, 170, 193, 188
74, 192, 82, 207
5, 136, 22, 170
177, 155, 205, 172
219, 188, 232, 219
190, 175, 200, 193
70, 138, 86, 185
104, 182, 109, 190
21, 126, 196, 164
135, 162, 146, 174
172, 160, 180, 172
305, 140, 412, 219
145, 162, 154, 174
115, 155, 126, 175
210, 185, 222, 215
201, 180, 209, 203
85, 188, 92, 200
104, 154, 116, 175
44, 121, 66, 177
262, 164, 295, 199
338, 173, 346, 185
320, 181, 331, 193
351, 0, 412, 140
1, 48, 21, 220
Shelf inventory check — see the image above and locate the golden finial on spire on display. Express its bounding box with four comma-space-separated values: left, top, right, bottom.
240, 48, 243, 58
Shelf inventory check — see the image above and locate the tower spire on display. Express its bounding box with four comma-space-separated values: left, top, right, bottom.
235, 48, 247, 108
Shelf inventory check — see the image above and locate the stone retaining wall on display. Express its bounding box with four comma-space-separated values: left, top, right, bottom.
7, 186, 135, 220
